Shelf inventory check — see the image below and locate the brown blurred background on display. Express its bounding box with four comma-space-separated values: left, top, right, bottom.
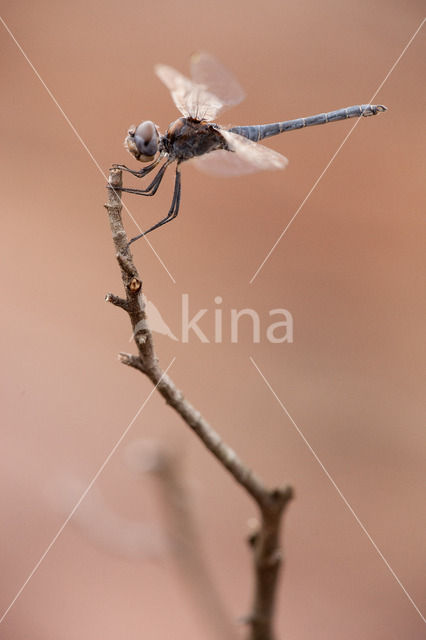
1, 1, 425, 638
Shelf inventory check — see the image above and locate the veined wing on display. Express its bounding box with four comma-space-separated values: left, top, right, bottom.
190, 52, 245, 111
193, 129, 288, 177
155, 63, 225, 121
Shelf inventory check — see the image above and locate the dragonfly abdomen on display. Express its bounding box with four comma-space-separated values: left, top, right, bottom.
229, 104, 387, 142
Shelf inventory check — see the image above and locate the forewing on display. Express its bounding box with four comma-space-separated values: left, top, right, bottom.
155, 63, 225, 121
193, 130, 288, 177
190, 52, 245, 111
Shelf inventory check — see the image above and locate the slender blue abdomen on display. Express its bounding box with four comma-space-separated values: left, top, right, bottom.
228, 104, 387, 142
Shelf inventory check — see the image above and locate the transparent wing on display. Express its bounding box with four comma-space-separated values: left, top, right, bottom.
190, 52, 245, 111
193, 129, 288, 177
155, 63, 225, 121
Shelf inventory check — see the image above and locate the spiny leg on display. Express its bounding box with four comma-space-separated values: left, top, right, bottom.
111, 154, 163, 178
114, 158, 173, 197
128, 166, 182, 247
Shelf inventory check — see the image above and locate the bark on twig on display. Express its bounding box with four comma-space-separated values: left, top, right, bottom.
105, 168, 293, 640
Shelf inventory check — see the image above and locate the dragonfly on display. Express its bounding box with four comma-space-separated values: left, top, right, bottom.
114, 52, 387, 246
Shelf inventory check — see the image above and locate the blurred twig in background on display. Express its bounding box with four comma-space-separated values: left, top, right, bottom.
126, 438, 239, 640
105, 168, 293, 640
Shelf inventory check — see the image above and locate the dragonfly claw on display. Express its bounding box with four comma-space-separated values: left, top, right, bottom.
110, 164, 130, 171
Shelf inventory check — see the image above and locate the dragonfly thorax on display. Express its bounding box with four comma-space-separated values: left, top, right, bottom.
162, 117, 228, 162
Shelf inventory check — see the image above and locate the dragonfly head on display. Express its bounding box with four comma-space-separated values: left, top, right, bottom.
125, 121, 159, 162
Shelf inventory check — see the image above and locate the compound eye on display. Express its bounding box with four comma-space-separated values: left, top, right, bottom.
133, 121, 158, 160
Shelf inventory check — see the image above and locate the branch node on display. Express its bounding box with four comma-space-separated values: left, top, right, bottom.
265, 484, 294, 511
247, 531, 258, 547
105, 292, 129, 311
135, 332, 148, 346
276, 484, 294, 502
118, 352, 145, 372
129, 277, 142, 292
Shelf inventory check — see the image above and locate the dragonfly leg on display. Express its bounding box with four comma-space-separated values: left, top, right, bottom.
127, 166, 182, 247
111, 159, 172, 197
111, 154, 163, 178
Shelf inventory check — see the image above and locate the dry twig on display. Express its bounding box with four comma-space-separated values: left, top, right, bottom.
105, 168, 293, 640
